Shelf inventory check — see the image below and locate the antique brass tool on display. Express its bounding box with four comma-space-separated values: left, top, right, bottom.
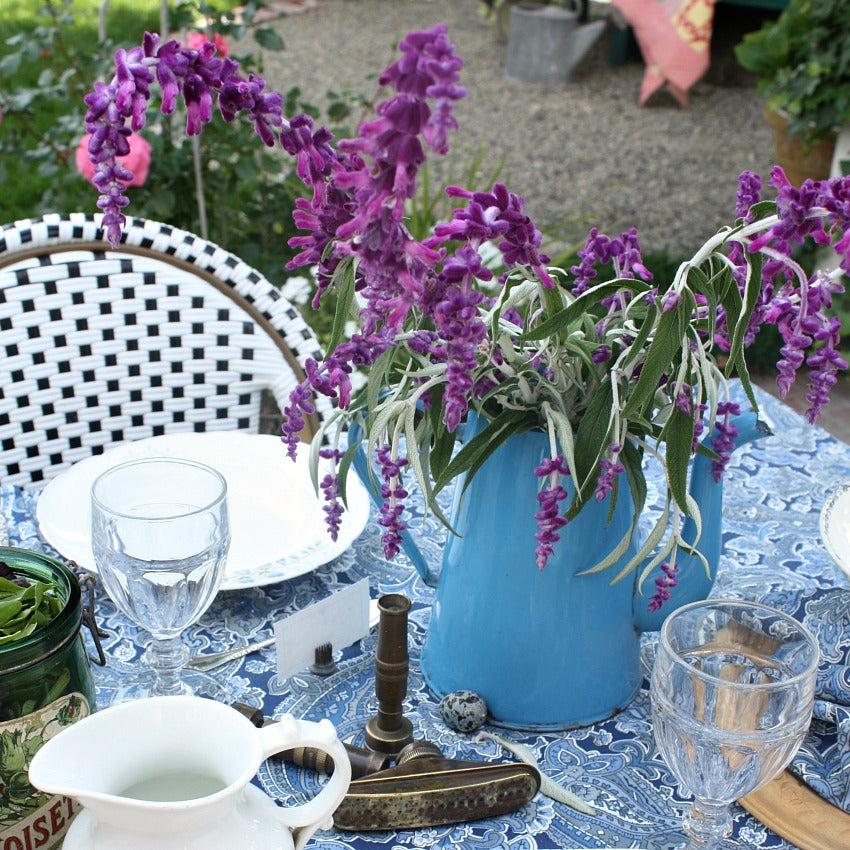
363, 593, 414, 757
333, 741, 541, 831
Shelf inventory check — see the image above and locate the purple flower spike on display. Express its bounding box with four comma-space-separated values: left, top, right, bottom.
533, 455, 570, 570
318, 448, 346, 541
594, 445, 624, 502
376, 446, 410, 560
280, 381, 316, 460
710, 401, 741, 481
660, 290, 681, 313
570, 226, 653, 296
647, 561, 679, 612
85, 33, 287, 245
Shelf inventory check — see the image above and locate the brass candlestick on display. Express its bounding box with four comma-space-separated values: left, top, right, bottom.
364, 593, 414, 756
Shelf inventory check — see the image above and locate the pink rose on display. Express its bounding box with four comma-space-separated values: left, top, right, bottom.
75, 133, 152, 187
186, 31, 229, 57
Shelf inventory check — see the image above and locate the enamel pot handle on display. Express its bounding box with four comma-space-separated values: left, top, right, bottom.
258, 715, 352, 850
347, 419, 438, 587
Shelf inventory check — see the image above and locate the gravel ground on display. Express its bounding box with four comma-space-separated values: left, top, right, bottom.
254, 0, 777, 258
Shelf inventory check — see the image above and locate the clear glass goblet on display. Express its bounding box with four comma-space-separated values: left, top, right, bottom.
91, 457, 231, 702
651, 599, 819, 850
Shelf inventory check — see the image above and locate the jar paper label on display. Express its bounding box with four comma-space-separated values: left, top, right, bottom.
0, 693, 90, 850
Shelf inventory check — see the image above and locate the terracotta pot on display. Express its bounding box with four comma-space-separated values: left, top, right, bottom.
764, 107, 837, 186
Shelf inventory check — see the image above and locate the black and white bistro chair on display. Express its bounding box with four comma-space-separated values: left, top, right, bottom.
0, 213, 331, 489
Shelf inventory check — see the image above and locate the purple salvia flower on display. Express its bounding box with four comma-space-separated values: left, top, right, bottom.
594, 444, 624, 503
318, 448, 346, 540
280, 381, 316, 460
431, 245, 489, 431
691, 401, 708, 453
736, 170, 762, 220
534, 455, 570, 570
376, 446, 410, 560
660, 289, 681, 313
647, 561, 679, 612
749, 167, 831, 254
429, 183, 553, 287
570, 226, 653, 296
378, 24, 466, 155
85, 33, 285, 246
710, 401, 741, 482
805, 316, 848, 422
674, 383, 693, 416
592, 344, 610, 364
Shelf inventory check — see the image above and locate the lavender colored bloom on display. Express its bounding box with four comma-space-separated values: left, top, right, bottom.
749, 168, 831, 255
432, 246, 489, 431
376, 446, 410, 560
660, 289, 681, 313
533, 455, 570, 570
570, 226, 653, 296
594, 444, 624, 503
280, 381, 316, 460
710, 401, 741, 482
805, 315, 848, 422
736, 170, 762, 220
85, 33, 284, 245
429, 183, 553, 288
674, 383, 693, 416
318, 448, 346, 540
378, 24, 466, 155
647, 561, 679, 612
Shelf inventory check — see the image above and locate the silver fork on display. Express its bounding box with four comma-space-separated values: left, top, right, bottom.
188, 600, 382, 672
187, 636, 277, 672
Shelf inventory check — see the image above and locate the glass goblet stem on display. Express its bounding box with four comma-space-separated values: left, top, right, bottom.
147, 636, 190, 696
682, 797, 732, 849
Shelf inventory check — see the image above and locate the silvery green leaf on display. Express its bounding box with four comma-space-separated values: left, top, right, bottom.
477, 732, 595, 815
637, 536, 676, 593
608, 494, 671, 585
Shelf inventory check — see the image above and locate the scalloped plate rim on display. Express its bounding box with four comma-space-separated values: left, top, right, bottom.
820, 481, 850, 580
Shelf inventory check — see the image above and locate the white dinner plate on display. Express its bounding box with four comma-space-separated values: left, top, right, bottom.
36, 432, 371, 590
820, 480, 850, 580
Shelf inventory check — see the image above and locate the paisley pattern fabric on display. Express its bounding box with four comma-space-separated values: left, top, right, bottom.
3, 382, 849, 850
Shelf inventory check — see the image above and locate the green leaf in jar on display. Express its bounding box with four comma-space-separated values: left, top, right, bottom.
0, 562, 63, 643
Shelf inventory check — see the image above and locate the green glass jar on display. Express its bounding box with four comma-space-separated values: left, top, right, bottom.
0, 547, 99, 850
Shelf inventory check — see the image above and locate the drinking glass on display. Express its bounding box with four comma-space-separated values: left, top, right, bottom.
650, 599, 819, 850
91, 457, 231, 701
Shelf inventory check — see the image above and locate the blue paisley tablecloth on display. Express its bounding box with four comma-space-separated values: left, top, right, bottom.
3, 382, 850, 850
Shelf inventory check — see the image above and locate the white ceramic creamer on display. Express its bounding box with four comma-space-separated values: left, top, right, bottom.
27, 696, 351, 850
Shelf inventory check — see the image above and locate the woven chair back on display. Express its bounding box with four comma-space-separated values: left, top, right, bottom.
0, 214, 328, 489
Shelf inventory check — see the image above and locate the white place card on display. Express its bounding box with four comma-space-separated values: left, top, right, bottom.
274, 578, 371, 680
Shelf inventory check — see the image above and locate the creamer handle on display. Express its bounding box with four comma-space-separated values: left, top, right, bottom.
258, 715, 352, 850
